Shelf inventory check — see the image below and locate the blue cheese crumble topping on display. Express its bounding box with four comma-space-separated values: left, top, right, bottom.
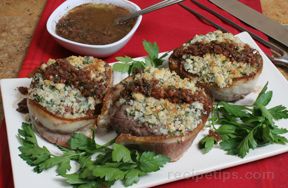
29, 73, 96, 118
135, 67, 198, 92
185, 30, 243, 47
29, 56, 107, 118
183, 54, 257, 88
121, 92, 205, 135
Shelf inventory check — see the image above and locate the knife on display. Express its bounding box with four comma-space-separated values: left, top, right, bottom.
209, 0, 288, 48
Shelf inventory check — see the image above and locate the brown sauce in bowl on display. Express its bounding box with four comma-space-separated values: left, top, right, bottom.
56, 3, 136, 45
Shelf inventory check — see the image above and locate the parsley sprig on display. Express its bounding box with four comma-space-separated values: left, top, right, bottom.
18, 123, 170, 187
199, 83, 288, 158
112, 40, 168, 75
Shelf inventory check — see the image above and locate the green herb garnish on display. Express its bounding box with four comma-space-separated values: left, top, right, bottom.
199, 83, 288, 158
18, 123, 170, 187
112, 40, 168, 75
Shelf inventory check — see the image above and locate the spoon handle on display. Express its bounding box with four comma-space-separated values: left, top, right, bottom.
119, 0, 184, 23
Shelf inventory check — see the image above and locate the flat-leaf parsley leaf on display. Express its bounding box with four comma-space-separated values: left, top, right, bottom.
18, 123, 170, 187
112, 40, 167, 75
199, 83, 288, 158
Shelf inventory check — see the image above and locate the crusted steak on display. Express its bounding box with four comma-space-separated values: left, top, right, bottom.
169, 30, 263, 101
98, 67, 213, 161
27, 56, 112, 146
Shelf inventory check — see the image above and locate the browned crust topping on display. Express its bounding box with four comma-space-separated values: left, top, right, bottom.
106, 69, 213, 137
171, 41, 262, 65
122, 78, 198, 104
117, 78, 211, 112
36, 59, 108, 99
169, 31, 263, 89
29, 56, 112, 119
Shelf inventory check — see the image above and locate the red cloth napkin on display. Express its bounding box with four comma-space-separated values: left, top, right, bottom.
1, 0, 287, 187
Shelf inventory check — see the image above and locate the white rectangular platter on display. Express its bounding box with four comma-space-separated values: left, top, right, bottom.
1, 32, 288, 188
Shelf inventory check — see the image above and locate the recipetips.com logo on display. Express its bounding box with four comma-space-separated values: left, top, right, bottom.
168, 170, 275, 182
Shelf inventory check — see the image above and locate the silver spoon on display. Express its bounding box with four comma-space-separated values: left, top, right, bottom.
117, 0, 185, 24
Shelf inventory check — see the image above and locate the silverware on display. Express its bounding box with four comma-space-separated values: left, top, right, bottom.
209, 0, 288, 48
117, 0, 184, 24
179, 2, 288, 69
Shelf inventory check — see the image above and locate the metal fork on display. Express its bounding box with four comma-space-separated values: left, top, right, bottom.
179, 2, 288, 69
